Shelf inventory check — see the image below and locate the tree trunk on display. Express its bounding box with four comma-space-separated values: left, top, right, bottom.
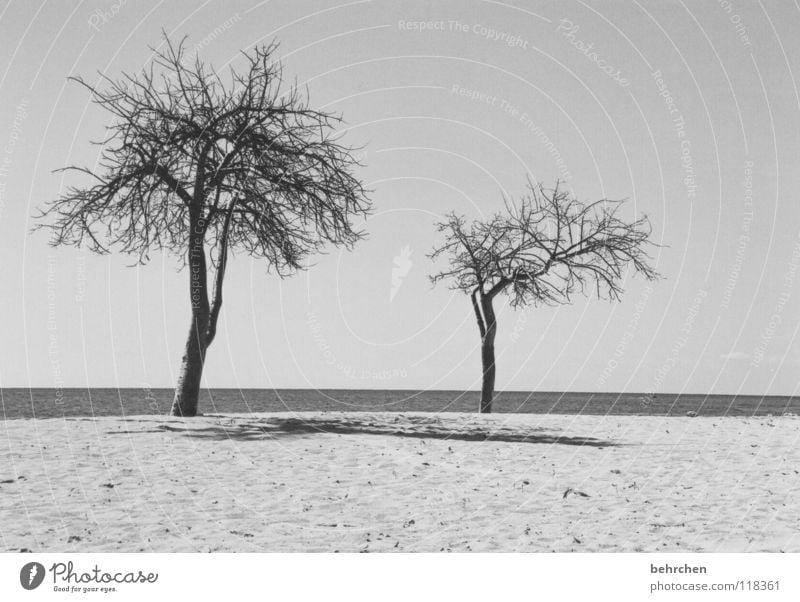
480, 337, 496, 413
171, 312, 209, 417
479, 295, 498, 413
171, 208, 211, 417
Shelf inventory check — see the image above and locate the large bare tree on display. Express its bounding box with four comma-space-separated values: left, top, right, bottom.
430, 180, 660, 413
38, 36, 370, 416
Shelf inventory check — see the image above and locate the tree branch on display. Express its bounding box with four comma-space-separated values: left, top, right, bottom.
471, 287, 486, 338
429, 179, 661, 309
205, 200, 235, 345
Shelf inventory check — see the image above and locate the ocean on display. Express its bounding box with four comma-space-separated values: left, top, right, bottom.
1, 388, 798, 419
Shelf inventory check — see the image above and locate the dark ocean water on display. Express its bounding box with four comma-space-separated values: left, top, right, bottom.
1, 388, 799, 419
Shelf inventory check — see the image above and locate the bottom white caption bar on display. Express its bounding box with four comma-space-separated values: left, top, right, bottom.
1, 553, 797, 601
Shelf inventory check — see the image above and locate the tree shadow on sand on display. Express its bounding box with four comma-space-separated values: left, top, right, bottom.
144, 414, 621, 447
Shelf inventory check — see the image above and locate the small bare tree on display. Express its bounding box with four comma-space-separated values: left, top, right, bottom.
430, 180, 660, 413
38, 36, 370, 416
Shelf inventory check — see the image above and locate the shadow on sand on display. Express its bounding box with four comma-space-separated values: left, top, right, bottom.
136, 415, 621, 447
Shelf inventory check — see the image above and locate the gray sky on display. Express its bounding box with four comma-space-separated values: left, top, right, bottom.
1, 0, 799, 395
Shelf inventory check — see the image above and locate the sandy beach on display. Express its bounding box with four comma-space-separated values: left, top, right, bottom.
1, 412, 799, 553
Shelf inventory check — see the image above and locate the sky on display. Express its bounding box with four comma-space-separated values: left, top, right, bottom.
0, 0, 799, 396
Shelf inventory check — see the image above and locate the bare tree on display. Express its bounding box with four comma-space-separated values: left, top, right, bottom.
37, 36, 370, 417
429, 180, 660, 413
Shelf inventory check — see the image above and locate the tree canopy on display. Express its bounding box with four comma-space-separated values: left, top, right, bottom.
39, 36, 370, 274
430, 180, 660, 308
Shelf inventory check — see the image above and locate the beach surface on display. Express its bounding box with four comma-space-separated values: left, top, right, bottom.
1, 412, 799, 552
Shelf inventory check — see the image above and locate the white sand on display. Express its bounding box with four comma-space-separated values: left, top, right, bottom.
1, 412, 799, 552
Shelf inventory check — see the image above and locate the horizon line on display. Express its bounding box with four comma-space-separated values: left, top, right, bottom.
1, 387, 797, 398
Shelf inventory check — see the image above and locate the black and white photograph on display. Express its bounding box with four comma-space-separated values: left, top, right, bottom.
1, 0, 799, 598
